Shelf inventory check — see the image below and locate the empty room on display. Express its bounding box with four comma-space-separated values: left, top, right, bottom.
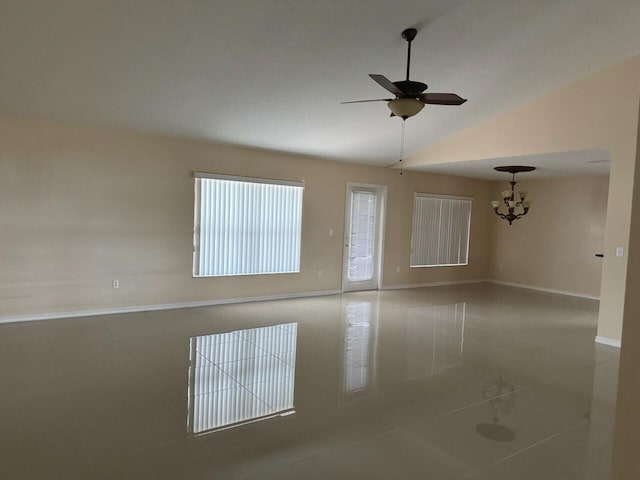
1, 1, 640, 479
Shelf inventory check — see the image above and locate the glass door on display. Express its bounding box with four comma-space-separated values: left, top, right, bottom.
342, 184, 386, 292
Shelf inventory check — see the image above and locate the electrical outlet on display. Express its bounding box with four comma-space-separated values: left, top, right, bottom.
616, 246, 624, 258
112, 279, 120, 289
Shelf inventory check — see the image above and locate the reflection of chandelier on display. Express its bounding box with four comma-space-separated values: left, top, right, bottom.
491, 166, 536, 225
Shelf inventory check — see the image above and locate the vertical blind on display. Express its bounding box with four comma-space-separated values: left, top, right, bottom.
410, 194, 472, 267
188, 323, 297, 434
193, 173, 304, 277
348, 190, 377, 282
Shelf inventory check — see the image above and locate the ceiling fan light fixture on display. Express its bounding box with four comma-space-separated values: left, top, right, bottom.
387, 98, 424, 119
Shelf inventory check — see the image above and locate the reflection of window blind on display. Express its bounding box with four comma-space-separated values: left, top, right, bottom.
188, 323, 297, 434
349, 191, 377, 282
405, 303, 465, 382
411, 194, 472, 267
193, 173, 303, 277
344, 302, 371, 394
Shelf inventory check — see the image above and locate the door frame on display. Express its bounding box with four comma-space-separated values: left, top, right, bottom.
342, 182, 387, 292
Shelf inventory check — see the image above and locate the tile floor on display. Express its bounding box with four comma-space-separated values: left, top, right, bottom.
0, 284, 619, 479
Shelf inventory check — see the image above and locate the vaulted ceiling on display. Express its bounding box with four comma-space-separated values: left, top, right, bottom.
1, 0, 639, 166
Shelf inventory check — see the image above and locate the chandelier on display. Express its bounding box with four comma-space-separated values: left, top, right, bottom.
491, 166, 535, 225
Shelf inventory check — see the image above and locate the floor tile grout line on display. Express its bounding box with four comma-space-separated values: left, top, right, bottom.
428, 384, 536, 420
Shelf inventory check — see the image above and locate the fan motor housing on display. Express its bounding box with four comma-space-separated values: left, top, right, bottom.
393, 80, 428, 97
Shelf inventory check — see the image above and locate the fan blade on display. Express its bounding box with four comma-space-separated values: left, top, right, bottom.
419, 93, 467, 105
369, 74, 405, 96
341, 98, 393, 104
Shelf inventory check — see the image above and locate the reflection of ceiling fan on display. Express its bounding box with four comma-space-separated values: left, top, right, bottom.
342, 28, 467, 119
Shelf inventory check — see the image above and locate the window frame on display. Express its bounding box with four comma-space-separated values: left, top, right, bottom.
410, 192, 473, 268
192, 172, 304, 277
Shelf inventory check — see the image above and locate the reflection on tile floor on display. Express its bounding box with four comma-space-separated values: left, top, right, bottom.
0, 284, 619, 479
188, 323, 297, 434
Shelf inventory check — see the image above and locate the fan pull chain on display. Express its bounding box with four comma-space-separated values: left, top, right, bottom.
399, 120, 406, 175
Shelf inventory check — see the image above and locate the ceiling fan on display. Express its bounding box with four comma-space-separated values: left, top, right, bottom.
342, 28, 467, 119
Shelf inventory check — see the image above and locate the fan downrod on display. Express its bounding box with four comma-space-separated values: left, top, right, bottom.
401, 28, 418, 83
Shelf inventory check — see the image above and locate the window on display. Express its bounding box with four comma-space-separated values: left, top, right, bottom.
193, 173, 303, 277
410, 193, 472, 267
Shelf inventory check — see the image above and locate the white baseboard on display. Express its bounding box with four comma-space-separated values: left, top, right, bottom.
381, 279, 489, 290
0, 290, 342, 324
486, 280, 600, 301
595, 336, 621, 348
0, 278, 602, 325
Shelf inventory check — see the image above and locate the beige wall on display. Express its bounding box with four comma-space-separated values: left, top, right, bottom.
0, 116, 493, 319
489, 175, 609, 298
612, 98, 640, 479
407, 55, 640, 341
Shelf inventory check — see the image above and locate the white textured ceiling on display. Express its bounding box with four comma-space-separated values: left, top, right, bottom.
1, 0, 639, 166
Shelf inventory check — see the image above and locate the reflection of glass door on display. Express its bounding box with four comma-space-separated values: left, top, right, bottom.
344, 301, 371, 394
342, 300, 379, 395
343, 184, 386, 292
